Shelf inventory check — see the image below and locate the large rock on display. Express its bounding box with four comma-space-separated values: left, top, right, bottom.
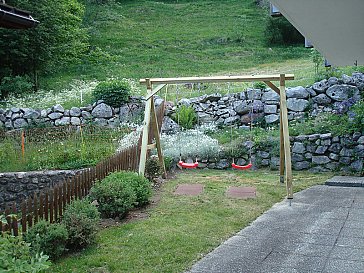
286, 86, 309, 99
286, 98, 309, 112
178, 98, 191, 106
233, 101, 249, 115
312, 156, 330, 165
52, 104, 64, 113
91, 103, 113, 118
252, 100, 264, 112
197, 112, 214, 123
199, 93, 222, 103
216, 159, 229, 169
292, 142, 305, 154
326, 84, 360, 102
70, 107, 81, 117
70, 117, 81, 126
55, 117, 70, 126
246, 89, 262, 100
312, 79, 329, 93
293, 161, 310, 170
264, 105, 277, 114
261, 90, 279, 102
23, 108, 40, 119
48, 112, 63, 120
13, 118, 28, 129
313, 94, 331, 105
161, 116, 179, 134
224, 116, 240, 125
350, 159, 363, 172
265, 114, 279, 124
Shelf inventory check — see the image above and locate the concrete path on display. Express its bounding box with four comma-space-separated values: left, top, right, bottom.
188, 185, 364, 273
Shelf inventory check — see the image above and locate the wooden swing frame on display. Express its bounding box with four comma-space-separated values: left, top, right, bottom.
139, 74, 294, 200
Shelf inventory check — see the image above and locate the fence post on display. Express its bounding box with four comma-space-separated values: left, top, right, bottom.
11, 203, 18, 236
21, 200, 27, 233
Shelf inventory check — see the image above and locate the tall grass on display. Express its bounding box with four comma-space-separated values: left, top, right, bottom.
0, 126, 129, 172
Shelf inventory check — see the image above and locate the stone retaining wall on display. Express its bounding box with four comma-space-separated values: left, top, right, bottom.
193, 132, 363, 174
162, 72, 364, 133
0, 97, 144, 130
0, 170, 81, 210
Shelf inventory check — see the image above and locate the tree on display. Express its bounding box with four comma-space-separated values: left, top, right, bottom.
0, 0, 88, 95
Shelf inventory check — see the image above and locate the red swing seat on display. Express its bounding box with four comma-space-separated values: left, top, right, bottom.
231, 162, 252, 170
178, 160, 199, 169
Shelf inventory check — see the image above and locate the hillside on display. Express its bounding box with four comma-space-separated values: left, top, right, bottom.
46, 0, 311, 88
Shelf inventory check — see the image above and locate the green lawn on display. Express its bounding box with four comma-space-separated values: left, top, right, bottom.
50, 169, 331, 273
42, 0, 312, 90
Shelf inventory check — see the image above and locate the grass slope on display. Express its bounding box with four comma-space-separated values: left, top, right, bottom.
50, 169, 331, 273
45, 0, 311, 89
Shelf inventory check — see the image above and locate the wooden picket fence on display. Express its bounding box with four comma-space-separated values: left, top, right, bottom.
0, 101, 165, 236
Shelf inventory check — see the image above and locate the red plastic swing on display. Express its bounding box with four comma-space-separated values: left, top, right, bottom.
178, 160, 199, 169
232, 162, 252, 170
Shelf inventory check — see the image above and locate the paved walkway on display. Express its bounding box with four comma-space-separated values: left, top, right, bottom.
188, 185, 364, 273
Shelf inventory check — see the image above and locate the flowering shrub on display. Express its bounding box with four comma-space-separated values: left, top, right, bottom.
116, 126, 142, 152
3, 80, 98, 109
161, 129, 221, 159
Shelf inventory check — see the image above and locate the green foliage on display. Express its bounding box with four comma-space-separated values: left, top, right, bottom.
252, 82, 266, 90
115, 171, 153, 206
92, 79, 131, 107
290, 101, 364, 136
265, 16, 304, 45
145, 157, 162, 182
174, 105, 197, 130
0, 0, 88, 91
0, 234, 51, 272
62, 199, 100, 250
90, 174, 136, 217
24, 220, 68, 260
0, 75, 33, 99
163, 156, 174, 171
90, 171, 152, 217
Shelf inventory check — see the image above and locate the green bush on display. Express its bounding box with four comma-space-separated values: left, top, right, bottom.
265, 16, 304, 45
62, 199, 100, 250
0, 75, 33, 99
90, 173, 137, 217
0, 234, 51, 272
121, 172, 153, 206
23, 220, 68, 260
174, 105, 197, 129
145, 157, 162, 182
90, 171, 152, 217
92, 79, 131, 107
163, 156, 174, 171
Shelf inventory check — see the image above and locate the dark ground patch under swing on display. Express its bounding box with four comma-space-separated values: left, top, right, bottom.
226, 186, 257, 199
174, 184, 204, 196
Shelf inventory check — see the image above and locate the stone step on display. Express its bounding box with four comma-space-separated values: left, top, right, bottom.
325, 176, 364, 187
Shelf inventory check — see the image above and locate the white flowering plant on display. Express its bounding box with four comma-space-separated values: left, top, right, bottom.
3, 80, 98, 109
161, 129, 221, 160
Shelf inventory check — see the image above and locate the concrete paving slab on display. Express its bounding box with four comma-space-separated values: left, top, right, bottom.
325, 175, 364, 187
336, 236, 364, 249
323, 259, 364, 273
188, 185, 364, 273
330, 246, 364, 261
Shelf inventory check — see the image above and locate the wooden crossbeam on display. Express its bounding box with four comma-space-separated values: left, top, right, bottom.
140, 74, 294, 85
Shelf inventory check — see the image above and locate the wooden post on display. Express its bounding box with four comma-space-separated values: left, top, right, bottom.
150, 99, 167, 178
279, 74, 293, 200
279, 110, 285, 184
138, 79, 153, 176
